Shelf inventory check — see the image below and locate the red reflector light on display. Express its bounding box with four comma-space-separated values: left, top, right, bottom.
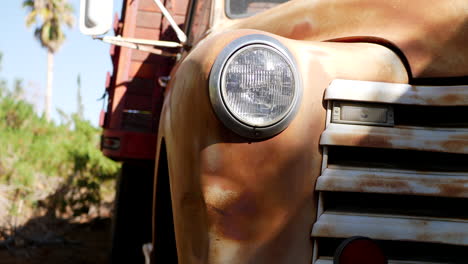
334, 237, 387, 264
102, 137, 120, 150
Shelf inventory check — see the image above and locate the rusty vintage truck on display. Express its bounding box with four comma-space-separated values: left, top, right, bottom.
80, 0, 468, 263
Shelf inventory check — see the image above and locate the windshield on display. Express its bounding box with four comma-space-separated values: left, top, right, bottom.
226, 0, 289, 18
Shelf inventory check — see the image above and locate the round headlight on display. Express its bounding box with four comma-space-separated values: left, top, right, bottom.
221, 45, 296, 127
210, 34, 302, 139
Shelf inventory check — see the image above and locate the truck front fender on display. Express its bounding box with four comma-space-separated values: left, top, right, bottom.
154, 29, 408, 264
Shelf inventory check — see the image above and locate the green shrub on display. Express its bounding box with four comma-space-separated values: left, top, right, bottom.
0, 80, 120, 218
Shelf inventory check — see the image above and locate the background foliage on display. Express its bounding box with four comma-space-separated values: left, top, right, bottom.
0, 52, 120, 220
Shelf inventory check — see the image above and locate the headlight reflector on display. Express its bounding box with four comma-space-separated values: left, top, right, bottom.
209, 34, 302, 139
221, 45, 295, 127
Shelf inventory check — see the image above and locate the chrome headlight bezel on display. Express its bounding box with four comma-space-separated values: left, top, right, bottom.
209, 34, 302, 139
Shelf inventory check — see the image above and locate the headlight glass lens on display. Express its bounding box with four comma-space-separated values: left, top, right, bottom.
221, 45, 295, 127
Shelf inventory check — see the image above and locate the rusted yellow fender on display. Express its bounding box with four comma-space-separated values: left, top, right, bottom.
153, 0, 468, 263
225, 0, 468, 78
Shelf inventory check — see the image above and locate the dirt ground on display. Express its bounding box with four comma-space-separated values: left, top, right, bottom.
0, 216, 112, 264
0, 175, 119, 264
0, 196, 116, 264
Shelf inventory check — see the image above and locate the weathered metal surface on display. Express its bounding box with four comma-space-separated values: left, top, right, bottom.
325, 79, 468, 106
152, 1, 468, 263
223, 0, 468, 78
312, 212, 468, 246
315, 258, 449, 264
320, 123, 468, 154
155, 28, 409, 264
316, 167, 468, 198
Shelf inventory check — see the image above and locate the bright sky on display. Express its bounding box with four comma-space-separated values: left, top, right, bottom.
0, 0, 123, 127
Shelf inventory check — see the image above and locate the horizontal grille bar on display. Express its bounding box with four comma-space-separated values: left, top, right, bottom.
316, 167, 468, 198
320, 123, 468, 154
312, 212, 468, 246
325, 79, 468, 106
316, 258, 449, 264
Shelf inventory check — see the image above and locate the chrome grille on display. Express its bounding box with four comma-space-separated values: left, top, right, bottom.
312, 79, 468, 264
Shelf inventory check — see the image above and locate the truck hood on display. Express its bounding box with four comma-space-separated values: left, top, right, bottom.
222, 0, 468, 79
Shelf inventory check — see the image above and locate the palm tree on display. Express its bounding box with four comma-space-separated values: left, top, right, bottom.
23, 0, 74, 121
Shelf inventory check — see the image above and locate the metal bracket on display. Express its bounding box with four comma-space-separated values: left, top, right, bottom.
143, 243, 153, 264
158, 76, 171, 88
95, 35, 181, 57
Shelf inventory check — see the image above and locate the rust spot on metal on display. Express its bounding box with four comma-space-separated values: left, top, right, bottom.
441, 140, 468, 153
440, 94, 464, 104
408, 93, 423, 101
319, 167, 468, 199
319, 176, 411, 194
206, 189, 259, 241
359, 178, 410, 190
452, 134, 468, 140
288, 21, 314, 40
329, 133, 393, 149
437, 183, 468, 198
322, 123, 468, 154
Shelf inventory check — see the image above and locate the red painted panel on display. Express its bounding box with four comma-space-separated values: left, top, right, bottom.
102, 0, 188, 160
129, 61, 157, 79
124, 94, 153, 110
138, 0, 159, 12
132, 49, 161, 62
136, 11, 163, 29
161, 14, 185, 30
105, 72, 112, 90
126, 78, 155, 95
102, 130, 157, 160
166, 0, 189, 16
99, 110, 106, 128
113, 13, 122, 35
134, 27, 161, 39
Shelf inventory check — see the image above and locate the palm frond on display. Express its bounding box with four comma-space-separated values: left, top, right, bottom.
25, 11, 38, 27
22, 0, 35, 8
23, 0, 75, 53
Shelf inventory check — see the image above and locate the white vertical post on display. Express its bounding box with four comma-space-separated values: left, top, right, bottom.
152, 0, 187, 43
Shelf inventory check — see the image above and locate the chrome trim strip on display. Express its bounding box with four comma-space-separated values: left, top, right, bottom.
320, 123, 468, 154
316, 258, 449, 264
312, 212, 468, 246
316, 167, 468, 198
325, 79, 468, 106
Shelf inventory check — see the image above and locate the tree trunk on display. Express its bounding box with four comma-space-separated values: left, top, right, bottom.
45, 50, 54, 121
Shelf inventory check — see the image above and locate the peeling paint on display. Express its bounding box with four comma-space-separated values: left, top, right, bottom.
325, 79, 468, 106
316, 168, 468, 198
321, 123, 468, 154
312, 213, 468, 246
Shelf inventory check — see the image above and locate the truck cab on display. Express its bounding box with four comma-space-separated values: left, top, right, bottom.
81, 0, 468, 263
